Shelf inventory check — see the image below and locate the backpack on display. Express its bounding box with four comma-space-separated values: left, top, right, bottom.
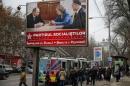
59, 71, 66, 80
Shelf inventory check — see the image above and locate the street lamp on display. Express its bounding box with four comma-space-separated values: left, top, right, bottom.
89, 16, 111, 62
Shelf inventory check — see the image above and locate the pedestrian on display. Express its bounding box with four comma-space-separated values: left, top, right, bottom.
98, 66, 102, 80
59, 68, 66, 86
19, 66, 27, 86
78, 69, 84, 86
104, 66, 112, 85
126, 64, 129, 76
85, 68, 90, 85
42, 71, 46, 86
49, 71, 57, 86
114, 64, 121, 82
70, 68, 78, 86
105, 66, 112, 82
90, 66, 97, 86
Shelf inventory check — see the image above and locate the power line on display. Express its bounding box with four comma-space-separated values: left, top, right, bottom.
93, 0, 103, 17
93, 0, 106, 22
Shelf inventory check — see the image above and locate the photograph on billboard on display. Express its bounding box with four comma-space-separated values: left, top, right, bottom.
26, 0, 88, 46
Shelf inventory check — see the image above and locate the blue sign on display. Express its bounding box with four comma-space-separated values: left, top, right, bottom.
96, 51, 101, 58
94, 47, 102, 61
108, 57, 112, 62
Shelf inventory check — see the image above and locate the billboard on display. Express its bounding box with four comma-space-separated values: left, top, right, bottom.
94, 47, 102, 61
26, 0, 88, 47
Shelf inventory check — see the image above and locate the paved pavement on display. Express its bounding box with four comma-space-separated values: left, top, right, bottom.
0, 74, 130, 86
0, 73, 32, 86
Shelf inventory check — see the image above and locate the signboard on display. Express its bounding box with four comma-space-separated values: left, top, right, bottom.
26, 30, 86, 46
26, 0, 88, 47
94, 47, 102, 61
108, 57, 112, 62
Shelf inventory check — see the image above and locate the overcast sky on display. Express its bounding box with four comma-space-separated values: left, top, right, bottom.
3, 0, 108, 42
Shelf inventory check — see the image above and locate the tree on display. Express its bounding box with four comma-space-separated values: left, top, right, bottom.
0, 6, 26, 59
103, 0, 130, 56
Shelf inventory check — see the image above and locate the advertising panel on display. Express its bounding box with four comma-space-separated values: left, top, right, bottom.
26, 0, 88, 46
94, 47, 102, 61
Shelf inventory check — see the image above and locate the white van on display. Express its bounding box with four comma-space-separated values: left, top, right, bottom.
0, 64, 13, 73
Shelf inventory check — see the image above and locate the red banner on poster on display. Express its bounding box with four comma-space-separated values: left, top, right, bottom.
26, 30, 87, 46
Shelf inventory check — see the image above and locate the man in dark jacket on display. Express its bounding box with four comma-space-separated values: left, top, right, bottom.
78, 69, 85, 86
27, 8, 45, 28
105, 67, 112, 82
70, 69, 78, 86
63, 0, 86, 29
90, 66, 97, 86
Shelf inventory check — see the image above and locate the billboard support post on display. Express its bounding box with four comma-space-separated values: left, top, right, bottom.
32, 47, 39, 86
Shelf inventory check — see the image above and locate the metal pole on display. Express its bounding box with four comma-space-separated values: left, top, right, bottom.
108, 18, 111, 57
32, 47, 39, 86
108, 16, 111, 66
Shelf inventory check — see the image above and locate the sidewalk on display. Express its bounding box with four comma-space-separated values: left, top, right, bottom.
66, 76, 130, 86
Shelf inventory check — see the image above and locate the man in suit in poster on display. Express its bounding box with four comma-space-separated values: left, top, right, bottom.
63, 0, 86, 29
27, 8, 45, 28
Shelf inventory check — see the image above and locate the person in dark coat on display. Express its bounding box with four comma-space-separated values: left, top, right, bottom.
78, 69, 84, 86
85, 68, 91, 85
105, 67, 112, 82
126, 64, 129, 76
63, 0, 86, 29
70, 69, 78, 86
114, 64, 121, 82
90, 66, 97, 86
27, 8, 45, 28
97, 67, 102, 80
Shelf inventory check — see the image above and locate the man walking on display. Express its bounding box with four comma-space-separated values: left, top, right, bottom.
90, 66, 97, 86
19, 65, 27, 86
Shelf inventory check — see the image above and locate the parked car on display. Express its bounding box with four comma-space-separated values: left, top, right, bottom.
0, 65, 9, 80
26, 65, 33, 74
0, 64, 13, 73
12, 67, 22, 73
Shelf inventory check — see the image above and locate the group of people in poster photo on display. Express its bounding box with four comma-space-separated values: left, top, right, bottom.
27, 0, 86, 30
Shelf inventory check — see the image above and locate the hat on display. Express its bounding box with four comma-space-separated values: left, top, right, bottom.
73, 0, 81, 5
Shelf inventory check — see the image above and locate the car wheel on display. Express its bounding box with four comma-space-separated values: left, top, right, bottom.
3, 75, 7, 80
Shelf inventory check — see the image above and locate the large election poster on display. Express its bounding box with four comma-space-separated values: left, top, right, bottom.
26, 0, 88, 47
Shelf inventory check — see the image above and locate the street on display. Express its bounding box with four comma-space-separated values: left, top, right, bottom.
0, 74, 32, 86
0, 74, 130, 86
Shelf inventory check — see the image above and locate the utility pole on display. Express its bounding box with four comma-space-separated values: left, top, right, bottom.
32, 47, 39, 86
108, 16, 111, 59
